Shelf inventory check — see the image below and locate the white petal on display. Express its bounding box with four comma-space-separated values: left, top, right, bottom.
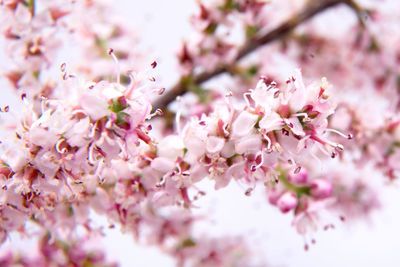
206, 136, 225, 154
232, 111, 258, 137
235, 134, 261, 154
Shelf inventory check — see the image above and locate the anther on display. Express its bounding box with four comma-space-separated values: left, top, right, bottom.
60, 62, 66, 72
335, 144, 344, 152
245, 188, 253, 196
294, 166, 301, 174
158, 88, 165, 95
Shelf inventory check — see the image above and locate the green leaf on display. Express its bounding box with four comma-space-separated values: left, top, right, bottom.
219, 0, 241, 11
246, 25, 259, 39
116, 111, 130, 126
204, 22, 218, 35
109, 98, 128, 113
181, 238, 196, 247
176, 238, 197, 250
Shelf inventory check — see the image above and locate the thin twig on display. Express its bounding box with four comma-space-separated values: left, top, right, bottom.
154, 0, 357, 110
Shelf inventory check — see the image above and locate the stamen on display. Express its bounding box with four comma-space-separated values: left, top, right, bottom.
55, 138, 67, 154
272, 143, 283, 153
254, 151, 264, 170
124, 70, 136, 97
313, 135, 344, 153
293, 112, 310, 122
40, 96, 47, 115
245, 187, 253, 196
263, 133, 272, 150
324, 139, 344, 151
158, 88, 165, 95
60, 62, 66, 72
59, 173, 75, 200
294, 166, 301, 174
147, 109, 163, 120
88, 123, 97, 139
176, 163, 182, 174
156, 172, 171, 188
116, 138, 129, 160
297, 135, 310, 152
95, 159, 105, 184
108, 48, 120, 85
282, 128, 290, 136
335, 144, 344, 152
325, 128, 352, 139
243, 92, 251, 107
88, 143, 97, 165
175, 96, 182, 134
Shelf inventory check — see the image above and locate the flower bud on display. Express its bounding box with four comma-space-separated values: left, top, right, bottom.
277, 192, 298, 213
288, 168, 308, 184
310, 179, 333, 199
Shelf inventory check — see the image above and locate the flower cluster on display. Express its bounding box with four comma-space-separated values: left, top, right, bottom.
0, 234, 117, 267
178, 0, 268, 74
152, 69, 349, 226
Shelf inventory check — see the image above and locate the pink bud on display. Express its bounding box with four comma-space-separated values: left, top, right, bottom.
310, 179, 333, 199
288, 168, 308, 184
277, 192, 298, 213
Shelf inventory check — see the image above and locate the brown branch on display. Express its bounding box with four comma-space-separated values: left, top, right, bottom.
153, 0, 357, 110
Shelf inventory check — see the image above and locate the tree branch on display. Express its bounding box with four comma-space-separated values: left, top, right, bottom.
153, 0, 354, 110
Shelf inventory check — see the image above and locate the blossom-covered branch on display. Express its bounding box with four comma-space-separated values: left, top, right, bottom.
154, 0, 361, 110
0, 0, 396, 265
